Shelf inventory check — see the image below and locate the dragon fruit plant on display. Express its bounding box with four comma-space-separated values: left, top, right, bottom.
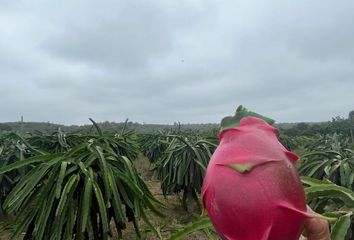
202, 106, 313, 240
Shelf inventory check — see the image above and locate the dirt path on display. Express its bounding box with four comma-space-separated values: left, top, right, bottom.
123, 155, 220, 240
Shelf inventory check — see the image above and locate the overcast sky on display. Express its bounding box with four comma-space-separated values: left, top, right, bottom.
0, 0, 353, 125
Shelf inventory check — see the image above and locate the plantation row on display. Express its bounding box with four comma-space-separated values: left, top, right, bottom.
0, 119, 354, 239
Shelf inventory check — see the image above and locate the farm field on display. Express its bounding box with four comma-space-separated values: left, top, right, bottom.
0, 115, 353, 240
0, 154, 218, 240
0, 124, 219, 240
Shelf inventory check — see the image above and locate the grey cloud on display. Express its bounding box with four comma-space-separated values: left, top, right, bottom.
0, 0, 353, 125
41, 0, 214, 70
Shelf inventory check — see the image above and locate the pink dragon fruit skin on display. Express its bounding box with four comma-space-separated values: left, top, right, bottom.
202, 117, 310, 240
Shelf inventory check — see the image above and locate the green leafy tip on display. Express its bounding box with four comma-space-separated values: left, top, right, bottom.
220, 105, 275, 132
228, 163, 256, 173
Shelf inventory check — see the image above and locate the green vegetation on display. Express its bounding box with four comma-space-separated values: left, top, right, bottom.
298, 134, 354, 188
138, 131, 171, 164
0, 122, 163, 239
0, 111, 353, 239
152, 133, 217, 212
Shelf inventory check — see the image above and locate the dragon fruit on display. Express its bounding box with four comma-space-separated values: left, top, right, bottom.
202, 106, 310, 240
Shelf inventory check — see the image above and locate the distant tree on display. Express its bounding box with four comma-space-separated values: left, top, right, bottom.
349, 110, 354, 120
297, 122, 309, 131
0, 124, 11, 131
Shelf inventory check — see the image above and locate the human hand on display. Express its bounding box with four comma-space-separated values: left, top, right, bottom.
299, 207, 330, 240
